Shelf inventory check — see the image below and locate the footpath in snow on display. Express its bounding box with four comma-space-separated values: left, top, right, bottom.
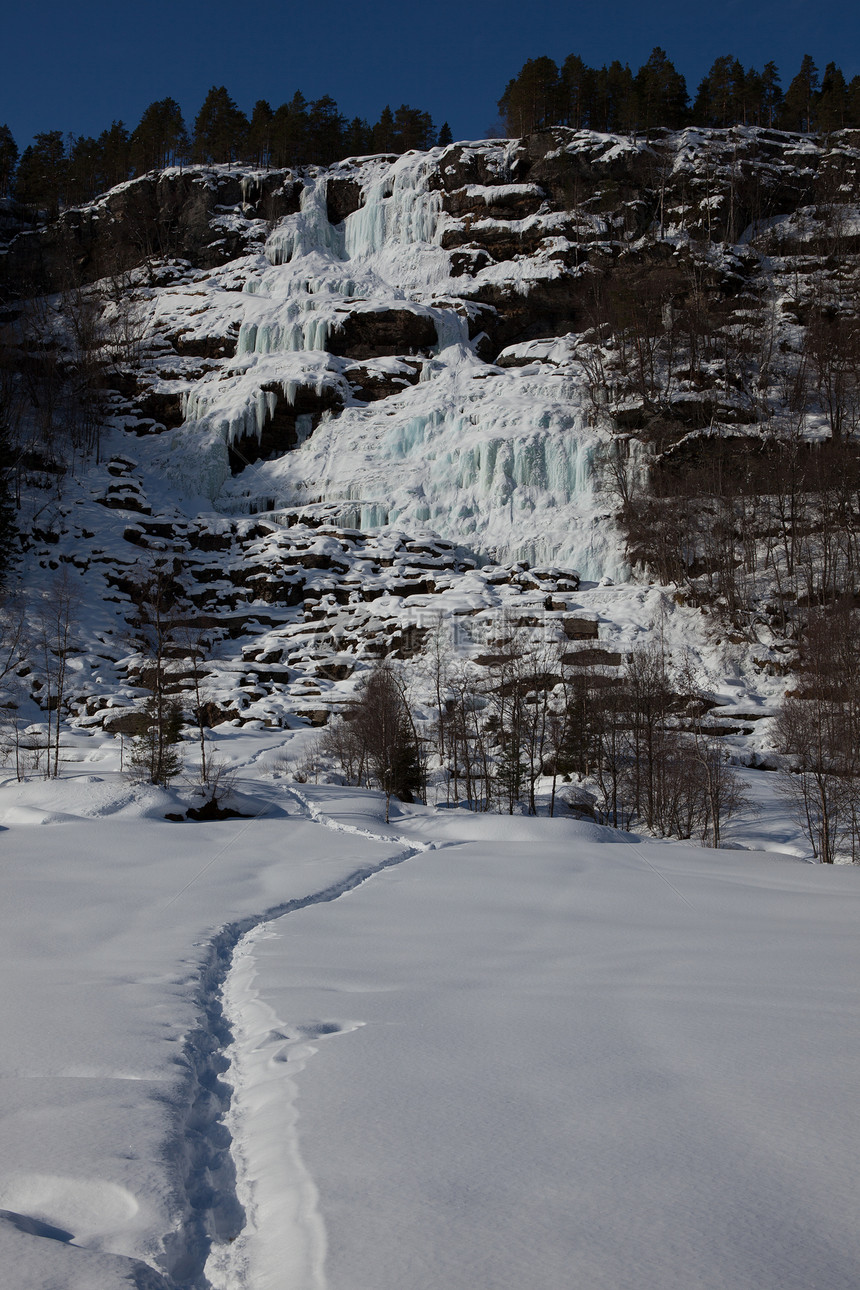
1, 775, 859, 1290
0, 773, 413, 1289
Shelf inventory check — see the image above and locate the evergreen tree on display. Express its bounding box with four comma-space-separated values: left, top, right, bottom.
849, 76, 860, 129
592, 61, 637, 133
634, 47, 688, 131
246, 99, 274, 167
437, 121, 453, 147
757, 61, 783, 127
560, 54, 595, 128
193, 86, 248, 164
392, 105, 435, 151
127, 565, 186, 786
693, 58, 722, 126
693, 55, 746, 127
66, 134, 102, 205
729, 59, 751, 124
97, 121, 131, 189
307, 95, 346, 164
344, 115, 373, 156
271, 92, 309, 167
498, 57, 560, 135
0, 125, 18, 199
495, 728, 527, 814
781, 55, 820, 132
742, 65, 764, 125
131, 98, 188, 173
14, 131, 66, 219
497, 76, 519, 135
372, 105, 397, 152
818, 63, 849, 132
129, 695, 183, 786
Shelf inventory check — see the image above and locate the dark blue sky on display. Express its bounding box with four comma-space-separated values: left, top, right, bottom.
3, 0, 859, 149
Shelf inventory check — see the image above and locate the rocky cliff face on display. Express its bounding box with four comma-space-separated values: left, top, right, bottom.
6, 126, 860, 733
1, 169, 303, 289
6, 126, 859, 298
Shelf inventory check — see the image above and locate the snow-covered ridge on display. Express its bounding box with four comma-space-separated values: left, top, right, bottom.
86, 126, 853, 579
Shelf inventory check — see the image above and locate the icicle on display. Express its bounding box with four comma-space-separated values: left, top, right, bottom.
343, 179, 391, 257
433, 310, 470, 353
237, 322, 258, 355
343, 159, 443, 258
360, 503, 390, 528
234, 307, 332, 357
265, 176, 344, 265
303, 316, 330, 351
240, 176, 262, 208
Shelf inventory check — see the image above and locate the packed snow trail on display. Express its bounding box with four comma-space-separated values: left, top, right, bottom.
179, 832, 429, 1288
204, 792, 860, 1290
205, 787, 434, 1290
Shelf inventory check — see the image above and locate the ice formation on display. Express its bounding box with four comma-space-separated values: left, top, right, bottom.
175, 147, 626, 577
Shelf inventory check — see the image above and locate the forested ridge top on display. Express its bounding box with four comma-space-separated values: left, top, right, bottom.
0, 89, 448, 220
3, 123, 860, 300
499, 49, 859, 135
0, 47, 857, 217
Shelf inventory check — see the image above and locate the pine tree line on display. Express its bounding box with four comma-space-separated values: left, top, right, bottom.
2, 52, 857, 219
0, 89, 453, 218
499, 49, 860, 136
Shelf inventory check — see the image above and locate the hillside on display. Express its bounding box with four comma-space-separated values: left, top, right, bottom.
2, 126, 860, 836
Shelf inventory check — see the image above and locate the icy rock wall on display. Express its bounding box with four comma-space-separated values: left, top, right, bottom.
265, 177, 346, 264
180, 157, 450, 451
177, 147, 628, 578
343, 161, 443, 257
237, 367, 630, 581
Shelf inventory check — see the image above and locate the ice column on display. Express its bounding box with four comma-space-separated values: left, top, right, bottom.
343, 161, 443, 259
265, 177, 344, 265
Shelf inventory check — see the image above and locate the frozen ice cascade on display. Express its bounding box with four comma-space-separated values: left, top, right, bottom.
173, 148, 631, 578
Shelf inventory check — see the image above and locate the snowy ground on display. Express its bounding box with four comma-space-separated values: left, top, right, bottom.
1, 759, 859, 1290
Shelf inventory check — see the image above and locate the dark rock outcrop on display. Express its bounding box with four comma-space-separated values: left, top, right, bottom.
1, 168, 303, 294
326, 177, 364, 225
327, 307, 438, 359
227, 383, 344, 472
345, 360, 422, 402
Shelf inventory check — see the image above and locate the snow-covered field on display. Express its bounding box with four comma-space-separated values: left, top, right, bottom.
2, 764, 859, 1290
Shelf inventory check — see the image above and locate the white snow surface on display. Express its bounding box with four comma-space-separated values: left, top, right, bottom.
1, 770, 859, 1289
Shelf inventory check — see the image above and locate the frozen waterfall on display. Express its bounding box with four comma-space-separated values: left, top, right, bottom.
175, 148, 630, 579
343, 161, 443, 258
